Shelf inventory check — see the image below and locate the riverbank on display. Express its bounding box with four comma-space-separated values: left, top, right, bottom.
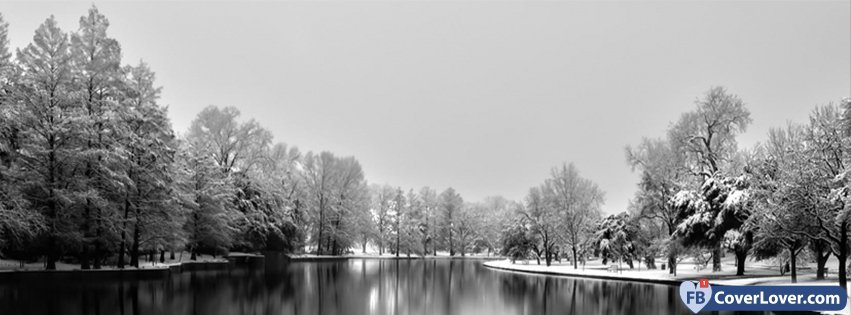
483, 258, 845, 286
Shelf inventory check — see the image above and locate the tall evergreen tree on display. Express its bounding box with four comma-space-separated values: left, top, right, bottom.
0, 13, 46, 264
14, 16, 81, 270
69, 5, 125, 269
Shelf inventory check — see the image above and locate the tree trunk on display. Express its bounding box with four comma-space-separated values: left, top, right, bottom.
644, 255, 657, 269
545, 249, 551, 267
80, 246, 91, 270
816, 252, 829, 280
432, 238, 437, 256
666, 223, 676, 275
712, 243, 722, 272
46, 238, 58, 270
735, 250, 747, 276
839, 220, 848, 288
668, 252, 677, 276
81, 203, 91, 270
93, 209, 102, 270
790, 246, 798, 283
317, 195, 325, 255
118, 195, 130, 269
170, 250, 175, 260
45, 148, 58, 271
449, 230, 454, 256
432, 217, 437, 256
572, 246, 578, 270
396, 222, 400, 258
532, 246, 541, 265
93, 247, 101, 269
130, 219, 141, 267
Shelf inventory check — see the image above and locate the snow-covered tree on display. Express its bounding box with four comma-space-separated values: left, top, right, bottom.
453, 202, 479, 257
541, 162, 604, 269
438, 187, 463, 256
175, 141, 238, 260
800, 102, 849, 287
594, 212, 638, 268
370, 184, 395, 255
471, 196, 514, 256
391, 187, 405, 256
256, 142, 305, 252
668, 86, 752, 272
70, 5, 126, 269
401, 188, 423, 256
626, 137, 687, 274
186, 105, 272, 174
672, 173, 755, 275
500, 217, 534, 263
13, 16, 83, 270
417, 187, 438, 255
522, 186, 560, 266
301, 151, 368, 255
418, 187, 440, 255
118, 61, 179, 268
0, 13, 47, 264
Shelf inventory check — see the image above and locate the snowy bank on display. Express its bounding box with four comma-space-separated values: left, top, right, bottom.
483, 259, 845, 287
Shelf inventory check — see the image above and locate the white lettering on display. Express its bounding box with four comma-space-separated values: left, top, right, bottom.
714, 291, 725, 305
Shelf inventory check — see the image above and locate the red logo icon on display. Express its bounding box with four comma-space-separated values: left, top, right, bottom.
699, 278, 709, 288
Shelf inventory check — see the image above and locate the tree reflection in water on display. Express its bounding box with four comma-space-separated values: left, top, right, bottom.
0, 258, 767, 315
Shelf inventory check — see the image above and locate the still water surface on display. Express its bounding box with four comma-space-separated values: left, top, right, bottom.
1, 258, 770, 315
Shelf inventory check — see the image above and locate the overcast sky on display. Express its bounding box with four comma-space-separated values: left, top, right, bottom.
3, 0, 848, 213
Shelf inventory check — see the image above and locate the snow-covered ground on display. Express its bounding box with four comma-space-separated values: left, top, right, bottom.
484, 257, 851, 315
485, 256, 845, 284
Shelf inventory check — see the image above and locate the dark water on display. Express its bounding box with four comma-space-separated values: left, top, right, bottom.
0, 258, 768, 315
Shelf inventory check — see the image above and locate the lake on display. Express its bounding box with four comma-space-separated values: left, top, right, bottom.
0, 258, 768, 315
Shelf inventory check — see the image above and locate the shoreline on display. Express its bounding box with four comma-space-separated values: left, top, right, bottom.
0, 261, 231, 281
286, 254, 504, 262
0, 254, 260, 279
482, 260, 843, 287
483, 260, 681, 286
